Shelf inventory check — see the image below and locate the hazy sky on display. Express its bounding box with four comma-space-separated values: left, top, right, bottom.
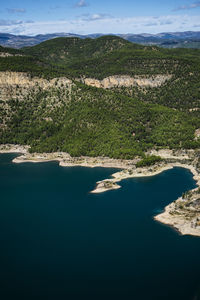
0, 0, 200, 35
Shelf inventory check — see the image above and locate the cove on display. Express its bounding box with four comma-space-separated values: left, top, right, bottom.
0, 153, 200, 300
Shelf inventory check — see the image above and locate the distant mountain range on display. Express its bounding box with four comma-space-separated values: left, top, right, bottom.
0, 31, 200, 49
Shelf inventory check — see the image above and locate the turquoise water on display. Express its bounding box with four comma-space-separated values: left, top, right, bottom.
1, 153, 200, 300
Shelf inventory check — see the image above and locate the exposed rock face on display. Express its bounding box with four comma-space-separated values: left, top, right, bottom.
0, 72, 73, 129
0, 72, 171, 99
83, 75, 172, 89
0, 72, 72, 101
0, 71, 72, 89
155, 187, 200, 237
0, 53, 24, 57
195, 129, 200, 140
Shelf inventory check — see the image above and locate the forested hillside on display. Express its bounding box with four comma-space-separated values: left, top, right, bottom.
0, 36, 200, 158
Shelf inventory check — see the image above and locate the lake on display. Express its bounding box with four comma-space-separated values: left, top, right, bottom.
0, 153, 200, 300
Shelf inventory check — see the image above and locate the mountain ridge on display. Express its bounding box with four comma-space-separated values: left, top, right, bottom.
1, 31, 200, 49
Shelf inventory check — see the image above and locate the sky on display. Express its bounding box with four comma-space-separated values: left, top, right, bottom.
0, 0, 200, 35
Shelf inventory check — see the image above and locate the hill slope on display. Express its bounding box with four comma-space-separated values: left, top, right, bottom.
21, 36, 200, 110
0, 36, 200, 157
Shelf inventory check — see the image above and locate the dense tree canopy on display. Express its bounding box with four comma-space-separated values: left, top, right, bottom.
0, 36, 200, 158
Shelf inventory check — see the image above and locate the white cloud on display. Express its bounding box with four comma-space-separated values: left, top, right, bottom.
0, 19, 24, 26
78, 13, 112, 21
173, 1, 200, 11
0, 15, 200, 35
75, 0, 88, 8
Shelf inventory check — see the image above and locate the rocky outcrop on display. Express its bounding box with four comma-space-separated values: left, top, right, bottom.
195, 129, 200, 140
155, 188, 200, 237
0, 72, 171, 100
0, 71, 72, 89
0, 72, 73, 129
0, 72, 72, 101
0, 53, 24, 57
83, 75, 172, 89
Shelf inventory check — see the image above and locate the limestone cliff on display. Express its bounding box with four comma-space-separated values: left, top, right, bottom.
83, 75, 172, 89
0, 71, 72, 101
0, 72, 171, 101
0, 71, 72, 89
0, 72, 73, 129
0, 53, 24, 57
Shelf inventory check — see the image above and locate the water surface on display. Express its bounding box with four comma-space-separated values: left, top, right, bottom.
0, 153, 200, 300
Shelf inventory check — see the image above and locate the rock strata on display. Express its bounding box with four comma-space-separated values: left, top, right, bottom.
0, 71, 72, 101
0, 53, 24, 57
83, 75, 172, 89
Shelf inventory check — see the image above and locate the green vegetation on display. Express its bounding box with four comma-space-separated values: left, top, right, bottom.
2, 35, 198, 110
0, 36, 200, 159
136, 155, 162, 167
0, 45, 22, 55
22, 36, 131, 64
1, 82, 199, 158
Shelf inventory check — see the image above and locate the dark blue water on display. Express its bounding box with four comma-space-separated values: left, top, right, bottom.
1, 153, 200, 300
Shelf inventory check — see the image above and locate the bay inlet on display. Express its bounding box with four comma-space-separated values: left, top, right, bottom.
1, 153, 200, 300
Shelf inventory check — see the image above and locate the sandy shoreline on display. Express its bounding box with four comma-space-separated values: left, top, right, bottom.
1, 144, 200, 237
